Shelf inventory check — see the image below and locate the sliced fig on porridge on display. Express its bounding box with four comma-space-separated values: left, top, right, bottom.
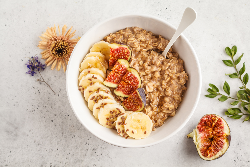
122, 90, 144, 112
108, 43, 132, 67
114, 68, 141, 97
103, 59, 129, 88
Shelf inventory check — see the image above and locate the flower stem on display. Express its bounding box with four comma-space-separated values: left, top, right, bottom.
38, 71, 55, 94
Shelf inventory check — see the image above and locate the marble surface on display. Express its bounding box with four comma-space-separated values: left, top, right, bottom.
1, 0, 250, 166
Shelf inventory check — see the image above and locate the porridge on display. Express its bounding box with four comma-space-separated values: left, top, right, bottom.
103, 27, 188, 129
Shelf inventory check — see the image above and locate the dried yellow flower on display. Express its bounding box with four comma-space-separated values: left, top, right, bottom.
38, 25, 80, 72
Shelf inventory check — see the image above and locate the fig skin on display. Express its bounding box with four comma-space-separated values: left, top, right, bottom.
108, 43, 132, 67
187, 114, 231, 161
104, 59, 129, 88
122, 90, 144, 112
114, 68, 141, 97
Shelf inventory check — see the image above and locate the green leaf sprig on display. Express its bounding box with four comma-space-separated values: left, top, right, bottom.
205, 46, 250, 122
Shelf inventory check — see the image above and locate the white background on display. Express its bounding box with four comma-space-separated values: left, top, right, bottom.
0, 0, 250, 166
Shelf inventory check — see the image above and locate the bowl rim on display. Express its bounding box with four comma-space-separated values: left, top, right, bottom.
66, 14, 202, 147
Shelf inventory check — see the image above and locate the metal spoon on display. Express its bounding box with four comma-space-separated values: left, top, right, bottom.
162, 7, 197, 58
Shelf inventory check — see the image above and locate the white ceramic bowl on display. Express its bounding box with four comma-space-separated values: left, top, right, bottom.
66, 15, 201, 147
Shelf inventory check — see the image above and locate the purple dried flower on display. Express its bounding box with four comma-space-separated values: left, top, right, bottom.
25, 56, 55, 94
25, 56, 45, 76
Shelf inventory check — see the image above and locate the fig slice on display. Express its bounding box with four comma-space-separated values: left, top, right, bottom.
103, 59, 129, 88
187, 114, 231, 161
114, 68, 141, 97
122, 90, 144, 112
108, 43, 132, 67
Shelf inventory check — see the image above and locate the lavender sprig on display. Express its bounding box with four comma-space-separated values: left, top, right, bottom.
25, 56, 55, 94
25, 56, 45, 75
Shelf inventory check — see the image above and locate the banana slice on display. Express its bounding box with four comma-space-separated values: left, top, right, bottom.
79, 74, 104, 89
79, 57, 108, 73
78, 68, 106, 81
90, 41, 110, 60
98, 104, 125, 129
84, 82, 111, 101
116, 111, 133, 138
93, 99, 117, 119
86, 52, 106, 60
85, 52, 108, 69
87, 91, 115, 111
124, 112, 153, 139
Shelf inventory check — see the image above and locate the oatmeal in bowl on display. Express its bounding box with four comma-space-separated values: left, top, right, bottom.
103, 27, 188, 130
66, 15, 201, 147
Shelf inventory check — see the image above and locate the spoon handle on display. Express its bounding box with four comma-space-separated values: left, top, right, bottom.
163, 7, 196, 58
